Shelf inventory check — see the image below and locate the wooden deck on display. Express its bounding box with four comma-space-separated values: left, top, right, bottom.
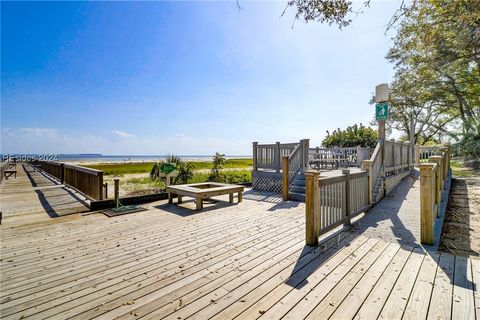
1, 182, 479, 319
0, 164, 90, 226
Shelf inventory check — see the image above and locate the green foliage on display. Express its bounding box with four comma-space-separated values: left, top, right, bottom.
175, 161, 195, 184
209, 152, 226, 182
165, 154, 182, 166
149, 156, 195, 185
85, 158, 252, 175
149, 160, 165, 180
322, 124, 378, 148
460, 134, 480, 159
387, 0, 480, 155
192, 170, 252, 184
286, 0, 355, 28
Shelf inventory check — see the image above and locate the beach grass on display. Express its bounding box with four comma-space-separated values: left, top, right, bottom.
84, 158, 252, 175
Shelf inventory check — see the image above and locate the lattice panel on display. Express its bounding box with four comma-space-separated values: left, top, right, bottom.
385, 170, 412, 195
252, 177, 282, 193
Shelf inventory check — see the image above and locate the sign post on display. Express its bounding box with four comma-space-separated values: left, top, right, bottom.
375, 84, 389, 141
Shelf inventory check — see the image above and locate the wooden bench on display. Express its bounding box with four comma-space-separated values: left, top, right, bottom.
4, 169, 17, 180
166, 182, 244, 211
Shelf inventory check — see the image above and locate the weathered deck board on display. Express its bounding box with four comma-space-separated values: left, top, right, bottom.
0, 179, 478, 319
0, 164, 89, 227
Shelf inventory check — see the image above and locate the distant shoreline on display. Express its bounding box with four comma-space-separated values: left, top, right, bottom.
1, 154, 252, 164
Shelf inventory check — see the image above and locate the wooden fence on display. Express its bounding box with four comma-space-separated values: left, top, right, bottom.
308, 146, 372, 169
253, 141, 303, 172
33, 161, 104, 200
304, 169, 370, 245
36, 161, 65, 182
419, 146, 450, 245
383, 139, 414, 175
415, 145, 441, 165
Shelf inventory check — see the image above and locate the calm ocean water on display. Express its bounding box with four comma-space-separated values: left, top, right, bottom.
1, 154, 251, 163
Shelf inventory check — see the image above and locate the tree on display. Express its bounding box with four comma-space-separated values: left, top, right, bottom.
387, 0, 480, 156
150, 156, 195, 184
322, 124, 378, 148
284, 0, 357, 28
209, 152, 226, 182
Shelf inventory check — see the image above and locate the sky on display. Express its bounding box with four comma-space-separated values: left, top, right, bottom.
1, 1, 401, 155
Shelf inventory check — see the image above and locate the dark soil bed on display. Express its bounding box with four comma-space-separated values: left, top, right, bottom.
439, 161, 480, 256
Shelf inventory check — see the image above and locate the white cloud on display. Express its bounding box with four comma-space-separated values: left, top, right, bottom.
1, 127, 251, 155
19, 127, 59, 138
112, 130, 134, 138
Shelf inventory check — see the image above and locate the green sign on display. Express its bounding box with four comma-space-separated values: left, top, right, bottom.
160, 163, 176, 174
376, 102, 389, 121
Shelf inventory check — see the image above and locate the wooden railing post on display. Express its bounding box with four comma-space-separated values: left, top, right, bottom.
275, 142, 281, 173
342, 169, 351, 225
415, 145, 420, 166
114, 178, 120, 208
305, 170, 320, 246
302, 139, 310, 171
439, 147, 449, 182
356, 145, 362, 166
429, 156, 443, 217
362, 160, 373, 204
60, 163, 65, 184
98, 171, 104, 200
252, 142, 258, 171
419, 163, 435, 245
282, 156, 289, 201
391, 139, 396, 173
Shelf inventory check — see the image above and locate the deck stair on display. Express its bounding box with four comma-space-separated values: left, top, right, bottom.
288, 172, 306, 202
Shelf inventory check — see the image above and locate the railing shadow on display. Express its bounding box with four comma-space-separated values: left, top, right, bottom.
242, 190, 283, 204
23, 165, 90, 217
154, 199, 236, 217
285, 169, 474, 291
351, 170, 419, 247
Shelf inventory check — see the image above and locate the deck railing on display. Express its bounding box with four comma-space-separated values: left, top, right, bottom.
307, 146, 372, 169
33, 161, 104, 200
419, 146, 450, 245
253, 142, 298, 172
1, 160, 11, 184
304, 169, 370, 245
361, 141, 383, 203
35, 161, 65, 182
383, 139, 413, 175
64, 164, 104, 200
415, 145, 441, 165
253, 140, 307, 172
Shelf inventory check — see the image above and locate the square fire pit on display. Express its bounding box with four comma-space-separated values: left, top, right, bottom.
166, 182, 244, 211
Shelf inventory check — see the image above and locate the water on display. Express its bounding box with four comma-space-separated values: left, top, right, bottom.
1, 154, 251, 163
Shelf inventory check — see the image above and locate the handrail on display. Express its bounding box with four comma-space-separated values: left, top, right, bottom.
305, 169, 370, 245
253, 140, 304, 172
287, 144, 303, 188
63, 164, 103, 176
32, 160, 104, 200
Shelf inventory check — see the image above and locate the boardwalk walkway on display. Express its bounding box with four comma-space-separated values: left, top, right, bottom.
351, 170, 422, 246
0, 164, 90, 227
0, 168, 478, 319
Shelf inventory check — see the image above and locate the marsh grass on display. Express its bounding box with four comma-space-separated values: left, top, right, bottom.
450, 159, 479, 178
85, 158, 252, 175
